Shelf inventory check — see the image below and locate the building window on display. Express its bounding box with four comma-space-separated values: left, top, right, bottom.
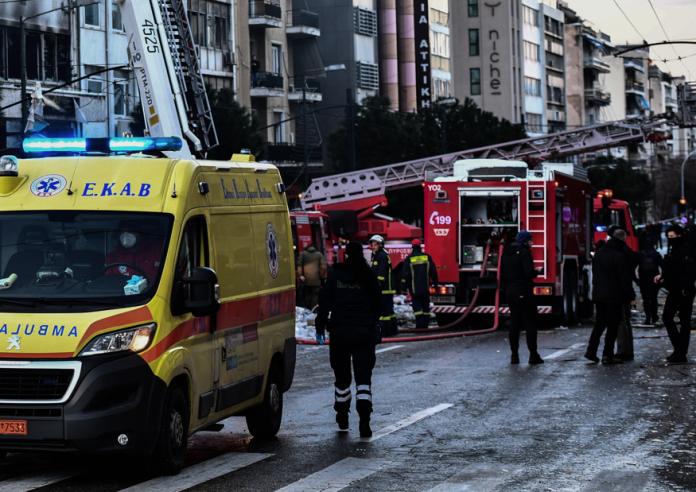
203, 75, 233, 90
547, 86, 564, 103
271, 44, 282, 75
524, 77, 541, 96
114, 82, 127, 116
433, 78, 451, 99
187, 0, 230, 50
84, 4, 99, 28
524, 41, 540, 61
470, 68, 481, 95
468, 0, 478, 17
526, 113, 542, 133
354, 8, 378, 36
273, 111, 285, 144
0, 27, 70, 82
469, 29, 479, 56
523, 6, 538, 26
431, 31, 450, 58
112, 4, 124, 31
545, 16, 562, 36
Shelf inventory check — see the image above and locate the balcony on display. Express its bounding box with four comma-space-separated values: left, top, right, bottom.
666, 95, 678, 108
288, 77, 322, 102
625, 81, 645, 95
584, 89, 611, 105
266, 143, 323, 167
624, 58, 645, 73
250, 72, 284, 97
547, 109, 565, 122
286, 10, 320, 38
583, 57, 610, 73
249, 1, 283, 28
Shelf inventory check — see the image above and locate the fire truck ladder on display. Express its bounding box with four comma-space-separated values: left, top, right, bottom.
300, 115, 670, 210
526, 181, 548, 280
157, 0, 219, 151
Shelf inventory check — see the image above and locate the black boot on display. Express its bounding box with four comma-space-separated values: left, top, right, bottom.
358, 413, 372, 438
584, 350, 599, 363
529, 353, 544, 364
336, 412, 349, 430
511, 353, 520, 364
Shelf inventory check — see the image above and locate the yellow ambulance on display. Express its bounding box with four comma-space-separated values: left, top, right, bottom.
0, 140, 296, 474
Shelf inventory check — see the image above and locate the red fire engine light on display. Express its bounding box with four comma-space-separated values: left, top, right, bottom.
430, 286, 455, 295
533, 287, 553, 295
554, 181, 559, 187
422, 182, 425, 188
680, 198, 687, 205
602, 189, 613, 198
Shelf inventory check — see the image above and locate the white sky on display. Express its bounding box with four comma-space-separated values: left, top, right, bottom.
566, 0, 696, 81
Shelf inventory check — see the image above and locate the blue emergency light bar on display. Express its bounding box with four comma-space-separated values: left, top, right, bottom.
22, 137, 183, 154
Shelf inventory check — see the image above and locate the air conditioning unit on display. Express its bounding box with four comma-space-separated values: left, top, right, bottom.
223, 51, 235, 67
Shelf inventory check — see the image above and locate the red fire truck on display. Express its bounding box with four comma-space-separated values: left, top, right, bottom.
425, 160, 600, 325
290, 210, 336, 268
592, 189, 639, 252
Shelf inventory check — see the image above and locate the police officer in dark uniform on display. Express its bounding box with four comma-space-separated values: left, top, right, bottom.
315, 242, 382, 437
501, 230, 544, 365
655, 225, 696, 362
401, 239, 438, 328
369, 235, 397, 336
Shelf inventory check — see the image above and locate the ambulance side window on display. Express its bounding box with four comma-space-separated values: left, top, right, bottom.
175, 217, 209, 302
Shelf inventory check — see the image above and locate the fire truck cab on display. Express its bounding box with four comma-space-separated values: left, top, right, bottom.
425, 160, 594, 326
592, 190, 639, 252
290, 210, 336, 269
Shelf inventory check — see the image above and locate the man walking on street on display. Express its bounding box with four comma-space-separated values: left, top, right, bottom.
586, 229, 635, 365
369, 235, 397, 336
296, 243, 327, 310
401, 239, 438, 329
637, 236, 662, 325
607, 225, 638, 361
501, 231, 544, 365
655, 225, 696, 362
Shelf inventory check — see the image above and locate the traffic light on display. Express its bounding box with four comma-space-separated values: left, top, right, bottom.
679, 197, 687, 205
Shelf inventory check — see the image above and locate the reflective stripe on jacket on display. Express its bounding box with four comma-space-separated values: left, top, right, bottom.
371, 248, 395, 294
401, 247, 438, 297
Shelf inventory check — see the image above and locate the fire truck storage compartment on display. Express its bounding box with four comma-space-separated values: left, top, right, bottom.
459, 189, 520, 266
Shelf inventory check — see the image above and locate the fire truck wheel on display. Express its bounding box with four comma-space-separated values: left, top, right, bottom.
561, 267, 578, 326
246, 362, 283, 439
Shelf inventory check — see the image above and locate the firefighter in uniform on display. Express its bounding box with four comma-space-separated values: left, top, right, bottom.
315, 241, 382, 437
369, 235, 397, 336
401, 239, 438, 328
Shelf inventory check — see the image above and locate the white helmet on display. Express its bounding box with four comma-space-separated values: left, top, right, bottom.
369, 234, 385, 246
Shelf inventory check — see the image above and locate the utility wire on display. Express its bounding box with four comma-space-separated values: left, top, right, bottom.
646, 0, 694, 80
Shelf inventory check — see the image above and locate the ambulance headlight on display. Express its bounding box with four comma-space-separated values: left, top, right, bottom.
0, 156, 18, 177
79, 323, 156, 356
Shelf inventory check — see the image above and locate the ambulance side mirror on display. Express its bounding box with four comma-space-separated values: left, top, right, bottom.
172, 267, 221, 318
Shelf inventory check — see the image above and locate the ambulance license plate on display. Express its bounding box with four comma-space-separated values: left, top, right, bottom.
430, 296, 455, 304
0, 420, 27, 435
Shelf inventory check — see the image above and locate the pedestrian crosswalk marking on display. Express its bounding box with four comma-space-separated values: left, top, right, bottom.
274, 457, 389, 492
375, 344, 404, 354
117, 452, 272, 492
357, 403, 453, 442
544, 342, 584, 360
0, 469, 84, 492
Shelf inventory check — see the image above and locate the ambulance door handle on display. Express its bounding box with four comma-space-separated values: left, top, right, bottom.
214, 347, 220, 383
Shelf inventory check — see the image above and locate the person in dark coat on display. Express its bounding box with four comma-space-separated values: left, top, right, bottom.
315, 242, 382, 437
369, 235, 397, 336
606, 225, 638, 361
585, 229, 636, 364
401, 238, 438, 328
651, 222, 663, 249
655, 225, 696, 362
637, 236, 663, 325
501, 230, 544, 365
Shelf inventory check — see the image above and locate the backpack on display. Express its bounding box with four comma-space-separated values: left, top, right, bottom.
640, 253, 656, 272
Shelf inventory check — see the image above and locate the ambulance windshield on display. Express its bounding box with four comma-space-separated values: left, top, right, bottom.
0, 211, 173, 309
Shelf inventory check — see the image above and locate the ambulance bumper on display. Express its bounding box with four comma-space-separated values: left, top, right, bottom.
0, 353, 166, 455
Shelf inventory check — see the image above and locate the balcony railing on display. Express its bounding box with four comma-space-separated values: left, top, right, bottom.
583, 57, 610, 73
286, 10, 320, 37
666, 96, 677, 106
625, 81, 645, 94
584, 89, 611, 104
251, 72, 284, 96
624, 58, 645, 72
249, 1, 282, 27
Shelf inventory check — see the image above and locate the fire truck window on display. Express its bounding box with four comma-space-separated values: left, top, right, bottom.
593, 208, 626, 232
310, 223, 322, 250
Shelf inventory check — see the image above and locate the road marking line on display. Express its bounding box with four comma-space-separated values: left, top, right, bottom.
0, 470, 84, 492
375, 344, 404, 354
118, 452, 272, 492
544, 342, 584, 360
275, 457, 389, 492
358, 403, 453, 442
425, 464, 521, 491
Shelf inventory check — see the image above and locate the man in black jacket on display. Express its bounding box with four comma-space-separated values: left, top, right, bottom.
585, 229, 635, 364
637, 236, 662, 325
501, 231, 544, 365
655, 225, 696, 362
607, 225, 638, 361
316, 242, 382, 437
369, 235, 397, 336
401, 239, 438, 328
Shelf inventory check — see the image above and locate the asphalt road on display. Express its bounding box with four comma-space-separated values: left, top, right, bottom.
0, 321, 695, 491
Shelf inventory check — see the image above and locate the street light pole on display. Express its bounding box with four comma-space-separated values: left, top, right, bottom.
680, 149, 696, 203
303, 71, 309, 191
347, 88, 355, 172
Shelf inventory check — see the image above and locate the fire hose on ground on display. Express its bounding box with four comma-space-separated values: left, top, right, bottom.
295, 242, 504, 345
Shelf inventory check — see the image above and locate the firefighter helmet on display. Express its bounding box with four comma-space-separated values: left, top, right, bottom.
369, 235, 385, 246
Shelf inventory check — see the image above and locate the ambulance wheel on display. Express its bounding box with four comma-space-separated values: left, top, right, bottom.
246, 362, 283, 439
147, 383, 189, 476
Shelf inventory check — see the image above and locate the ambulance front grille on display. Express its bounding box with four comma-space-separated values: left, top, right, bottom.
0, 369, 73, 401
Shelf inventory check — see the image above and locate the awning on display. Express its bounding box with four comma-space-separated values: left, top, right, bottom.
293, 38, 325, 78
638, 96, 650, 110
582, 33, 606, 53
